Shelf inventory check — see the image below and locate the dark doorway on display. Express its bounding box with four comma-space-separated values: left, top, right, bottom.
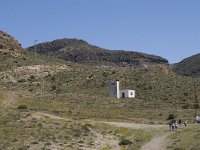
122, 92, 125, 98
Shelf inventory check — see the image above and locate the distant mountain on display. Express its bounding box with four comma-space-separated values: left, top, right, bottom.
173, 53, 200, 77
27, 38, 168, 66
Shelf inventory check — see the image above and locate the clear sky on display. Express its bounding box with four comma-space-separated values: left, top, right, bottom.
1, 0, 200, 63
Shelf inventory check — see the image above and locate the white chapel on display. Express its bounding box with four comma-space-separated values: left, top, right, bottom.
109, 80, 135, 99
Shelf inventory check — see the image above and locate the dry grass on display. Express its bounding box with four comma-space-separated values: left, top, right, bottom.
0, 107, 168, 150
167, 125, 200, 150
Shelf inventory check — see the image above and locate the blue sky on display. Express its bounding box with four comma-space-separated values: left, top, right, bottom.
1, 0, 200, 63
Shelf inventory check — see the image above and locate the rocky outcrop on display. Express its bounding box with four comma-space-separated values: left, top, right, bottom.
0, 31, 22, 49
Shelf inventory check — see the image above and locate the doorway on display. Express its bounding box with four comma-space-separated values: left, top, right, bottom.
122, 92, 125, 98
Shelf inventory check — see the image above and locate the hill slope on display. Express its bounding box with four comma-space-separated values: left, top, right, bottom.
173, 53, 200, 77
0, 31, 200, 122
27, 38, 168, 66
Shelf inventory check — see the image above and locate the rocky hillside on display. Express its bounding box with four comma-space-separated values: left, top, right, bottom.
27, 38, 168, 66
173, 53, 200, 77
0, 31, 24, 57
0, 31, 22, 49
0, 31, 28, 71
0, 31, 72, 78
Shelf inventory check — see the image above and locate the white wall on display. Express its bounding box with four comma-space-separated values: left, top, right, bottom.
120, 90, 135, 98
109, 81, 120, 98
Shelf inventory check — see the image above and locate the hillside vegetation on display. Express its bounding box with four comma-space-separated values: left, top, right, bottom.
173, 53, 200, 77
0, 31, 200, 121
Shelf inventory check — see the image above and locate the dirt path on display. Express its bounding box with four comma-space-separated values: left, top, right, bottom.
91, 130, 121, 150
140, 133, 170, 150
32, 112, 168, 130
100, 121, 168, 130
31, 111, 169, 150
101, 121, 169, 150
31, 111, 121, 150
31, 111, 72, 121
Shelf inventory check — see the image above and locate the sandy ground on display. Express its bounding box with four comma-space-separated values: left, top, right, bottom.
140, 133, 170, 150
101, 121, 169, 150
100, 121, 168, 130
31, 111, 72, 121
31, 112, 120, 150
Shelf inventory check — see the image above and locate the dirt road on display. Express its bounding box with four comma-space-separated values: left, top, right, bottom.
31, 111, 72, 121
101, 121, 169, 150
101, 121, 167, 130
32, 111, 169, 150
140, 133, 169, 150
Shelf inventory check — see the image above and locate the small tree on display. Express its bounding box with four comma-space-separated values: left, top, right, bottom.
118, 139, 132, 146
17, 104, 28, 109
167, 114, 176, 120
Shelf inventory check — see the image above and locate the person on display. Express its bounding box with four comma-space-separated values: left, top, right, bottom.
175, 120, 178, 131
172, 122, 175, 130
195, 115, 199, 123
169, 121, 172, 131
184, 120, 187, 127
178, 119, 182, 127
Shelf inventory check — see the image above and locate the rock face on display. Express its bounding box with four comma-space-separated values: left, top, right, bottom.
27, 38, 168, 66
0, 31, 22, 50
173, 53, 200, 77
0, 31, 24, 58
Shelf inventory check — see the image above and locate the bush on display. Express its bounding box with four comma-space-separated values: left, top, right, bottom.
182, 103, 189, 109
17, 79, 26, 83
174, 148, 185, 150
167, 114, 176, 120
28, 75, 35, 80
51, 85, 56, 91
118, 139, 133, 146
17, 105, 28, 109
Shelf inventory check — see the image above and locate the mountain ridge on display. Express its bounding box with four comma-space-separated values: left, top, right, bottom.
27, 38, 169, 67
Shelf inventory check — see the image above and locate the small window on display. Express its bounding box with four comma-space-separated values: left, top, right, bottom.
130, 92, 133, 95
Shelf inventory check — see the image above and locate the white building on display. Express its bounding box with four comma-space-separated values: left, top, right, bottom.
120, 90, 135, 98
109, 80, 135, 99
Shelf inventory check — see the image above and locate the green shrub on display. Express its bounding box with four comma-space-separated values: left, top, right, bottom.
17, 105, 28, 109
51, 85, 56, 91
118, 139, 133, 146
17, 79, 26, 83
182, 103, 189, 109
28, 75, 35, 81
191, 147, 200, 150
167, 114, 176, 120
174, 148, 185, 150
